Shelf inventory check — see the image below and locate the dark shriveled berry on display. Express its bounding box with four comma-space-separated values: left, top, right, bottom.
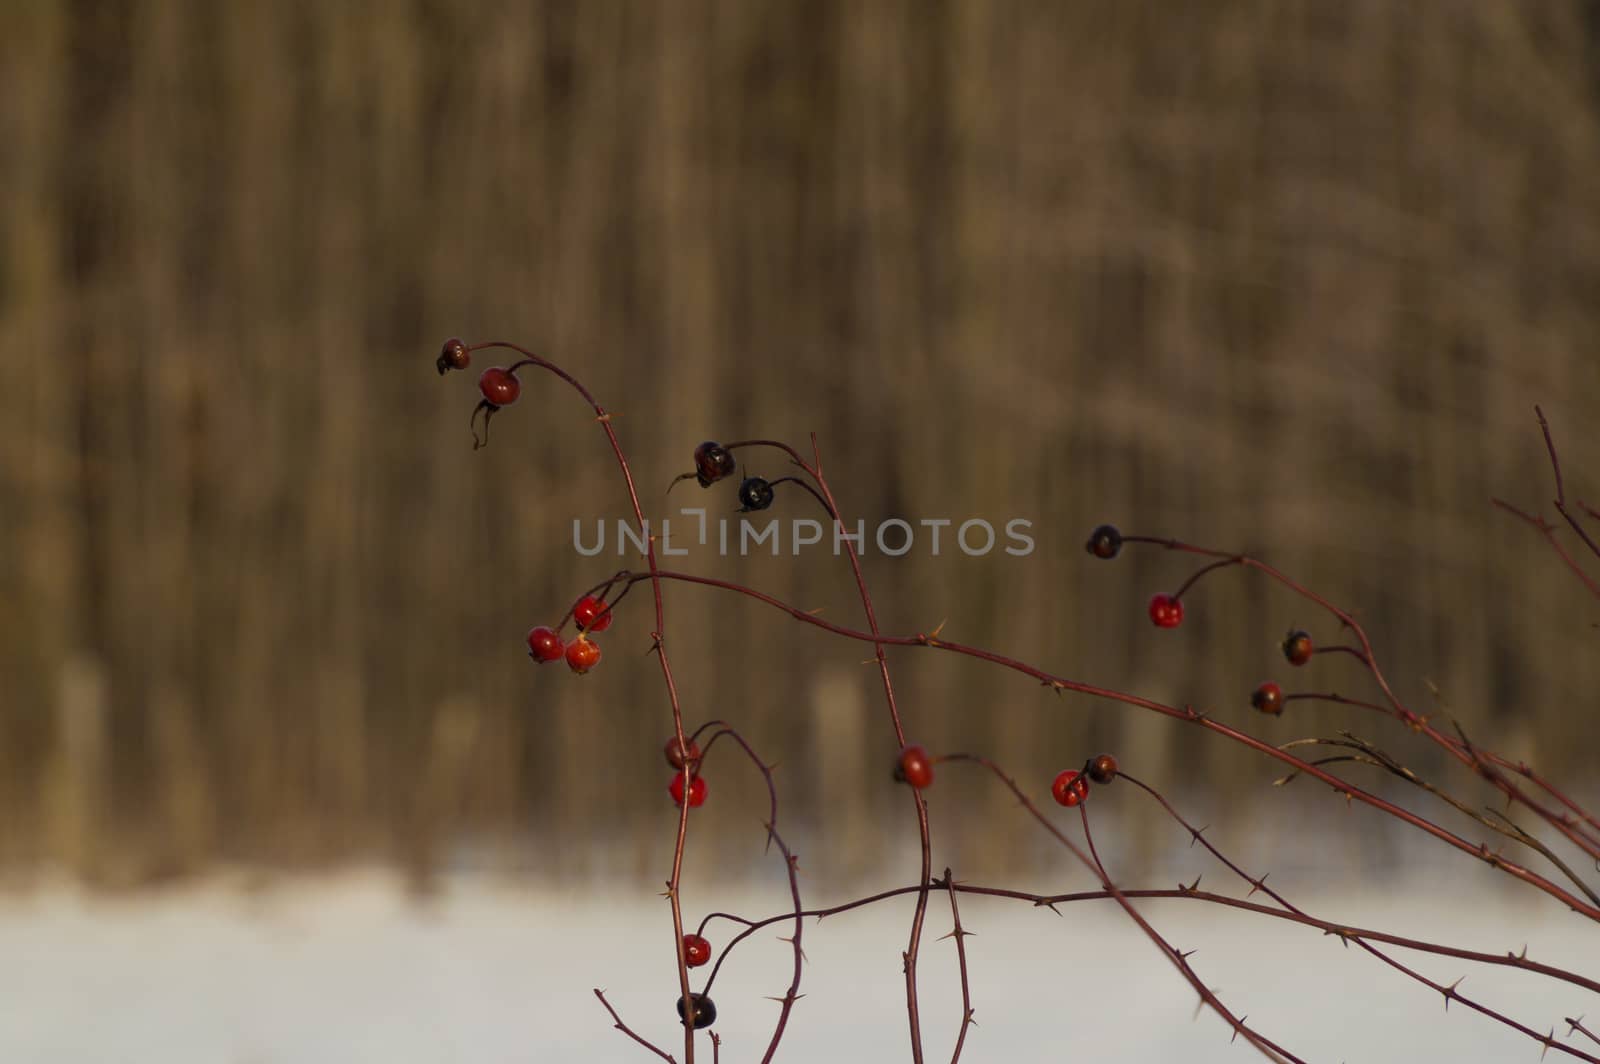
738, 476, 775, 512
693, 441, 738, 488
1085, 524, 1123, 560
436, 337, 471, 375
1087, 753, 1119, 785
664, 735, 701, 770
1282, 629, 1314, 666
677, 993, 717, 1029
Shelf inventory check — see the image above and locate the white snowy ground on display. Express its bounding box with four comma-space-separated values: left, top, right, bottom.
1, 868, 1595, 1064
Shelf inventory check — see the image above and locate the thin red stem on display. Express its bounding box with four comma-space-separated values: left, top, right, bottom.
602, 567, 1600, 922
473, 341, 699, 1062
941, 869, 976, 1064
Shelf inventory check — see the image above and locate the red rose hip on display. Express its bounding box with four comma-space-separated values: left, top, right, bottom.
1052, 769, 1089, 807
895, 744, 934, 789
565, 636, 601, 674
478, 367, 521, 407
669, 771, 707, 808
526, 625, 565, 663
682, 933, 712, 967
573, 595, 614, 633
1148, 593, 1184, 628
1251, 681, 1285, 716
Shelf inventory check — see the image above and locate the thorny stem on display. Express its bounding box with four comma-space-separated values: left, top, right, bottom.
471, 342, 700, 1062
1122, 534, 1600, 868
941, 869, 976, 1064
1275, 735, 1600, 907
689, 720, 806, 1064
734, 434, 934, 1061
1491, 498, 1600, 598
941, 753, 1303, 1062
809, 432, 934, 1064
460, 368, 1598, 1061
600, 566, 1600, 922
594, 989, 677, 1063
700, 883, 1600, 999
1120, 771, 1600, 1061
1286, 692, 1600, 853
760, 828, 806, 1064
1535, 405, 1600, 564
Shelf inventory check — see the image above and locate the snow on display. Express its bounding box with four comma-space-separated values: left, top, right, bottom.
1, 868, 1595, 1063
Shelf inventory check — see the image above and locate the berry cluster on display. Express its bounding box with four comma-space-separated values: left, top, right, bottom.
893, 742, 1120, 811
526, 595, 616, 676
436, 337, 532, 449
1246, 631, 1314, 717
437, 343, 1599, 1061
1052, 753, 1118, 807
671, 440, 782, 513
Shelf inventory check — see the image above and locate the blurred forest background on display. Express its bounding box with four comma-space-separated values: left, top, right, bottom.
1, 0, 1597, 893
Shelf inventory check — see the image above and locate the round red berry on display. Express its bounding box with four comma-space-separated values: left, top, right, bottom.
478, 367, 521, 407
894, 744, 934, 789
1052, 769, 1089, 807
670, 771, 707, 808
664, 736, 702, 770
1085, 524, 1123, 560
1148, 593, 1184, 628
1087, 753, 1119, 785
526, 625, 564, 663
677, 993, 717, 1029
1251, 681, 1285, 716
1282, 629, 1313, 666
682, 933, 712, 967
565, 636, 601, 674
436, 337, 471, 375
573, 595, 614, 632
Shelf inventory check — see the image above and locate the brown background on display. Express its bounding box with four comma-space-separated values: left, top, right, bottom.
2, 1, 1597, 891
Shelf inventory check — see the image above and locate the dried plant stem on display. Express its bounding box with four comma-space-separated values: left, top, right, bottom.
1120, 771, 1600, 1061
1287, 692, 1600, 853
458, 371, 1599, 1062
475, 341, 701, 1060
1276, 735, 1600, 908
595, 989, 677, 1063
729, 434, 935, 1061
606, 567, 1600, 923
940, 869, 976, 1064
1129, 533, 1600, 852
942, 753, 1303, 1062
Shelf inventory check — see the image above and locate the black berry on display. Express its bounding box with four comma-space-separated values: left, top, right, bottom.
1085, 524, 1123, 560
677, 993, 717, 1029
738, 476, 775, 512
